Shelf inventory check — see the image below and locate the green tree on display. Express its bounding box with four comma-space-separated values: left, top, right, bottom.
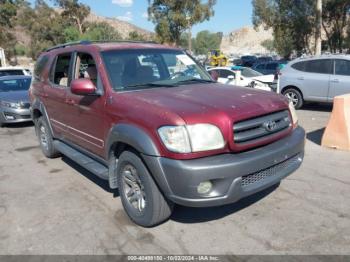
53, 0, 90, 34
253, 0, 315, 58
193, 30, 221, 55
82, 22, 121, 41
0, 0, 19, 59
261, 39, 275, 52
128, 31, 146, 41
148, 0, 216, 45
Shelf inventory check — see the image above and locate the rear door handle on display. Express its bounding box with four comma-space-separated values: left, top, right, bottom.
331, 79, 340, 83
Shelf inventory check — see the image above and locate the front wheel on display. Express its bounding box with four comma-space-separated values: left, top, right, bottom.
36, 117, 60, 158
283, 88, 304, 109
117, 151, 173, 227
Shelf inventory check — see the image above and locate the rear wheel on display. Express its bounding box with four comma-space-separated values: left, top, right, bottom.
283, 88, 304, 109
36, 117, 60, 158
117, 151, 173, 227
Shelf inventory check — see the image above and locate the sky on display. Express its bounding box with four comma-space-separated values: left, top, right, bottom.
30, 0, 253, 36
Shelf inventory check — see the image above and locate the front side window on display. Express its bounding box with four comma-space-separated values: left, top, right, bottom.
304, 59, 333, 74
102, 49, 212, 92
335, 60, 350, 76
74, 53, 98, 86
50, 53, 72, 87
0, 78, 31, 92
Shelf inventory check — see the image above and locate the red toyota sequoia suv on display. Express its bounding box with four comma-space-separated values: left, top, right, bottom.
30, 41, 305, 227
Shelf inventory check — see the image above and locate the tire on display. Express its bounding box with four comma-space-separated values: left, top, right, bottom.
36, 117, 60, 158
283, 88, 304, 109
117, 151, 173, 227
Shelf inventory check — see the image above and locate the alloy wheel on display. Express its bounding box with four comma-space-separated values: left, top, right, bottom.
285, 91, 299, 107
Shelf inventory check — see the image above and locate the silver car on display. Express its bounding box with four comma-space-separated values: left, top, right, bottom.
0, 75, 32, 127
278, 55, 350, 109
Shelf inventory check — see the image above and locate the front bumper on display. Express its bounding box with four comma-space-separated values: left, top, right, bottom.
0, 107, 32, 124
143, 127, 305, 207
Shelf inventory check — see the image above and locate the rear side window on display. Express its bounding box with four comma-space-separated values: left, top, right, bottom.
219, 69, 235, 78
305, 59, 333, 74
335, 60, 350, 76
291, 61, 306, 71
0, 70, 24, 77
256, 64, 265, 69
50, 53, 72, 87
34, 55, 49, 81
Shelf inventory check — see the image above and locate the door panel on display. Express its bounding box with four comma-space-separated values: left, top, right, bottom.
63, 52, 106, 157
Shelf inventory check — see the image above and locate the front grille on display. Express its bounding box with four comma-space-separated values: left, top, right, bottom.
3, 112, 31, 120
241, 154, 301, 188
233, 110, 291, 144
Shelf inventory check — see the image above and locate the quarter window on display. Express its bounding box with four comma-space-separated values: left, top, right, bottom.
34, 55, 49, 81
335, 60, 350, 76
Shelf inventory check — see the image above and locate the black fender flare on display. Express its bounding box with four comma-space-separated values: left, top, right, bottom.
105, 124, 160, 158
31, 99, 54, 137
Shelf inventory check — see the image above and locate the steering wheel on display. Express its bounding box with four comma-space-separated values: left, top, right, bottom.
171, 71, 186, 80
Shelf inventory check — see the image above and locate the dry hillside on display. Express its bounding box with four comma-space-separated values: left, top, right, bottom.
221, 25, 273, 54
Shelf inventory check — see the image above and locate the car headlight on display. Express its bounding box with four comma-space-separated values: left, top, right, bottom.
158, 124, 225, 153
289, 101, 298, 127
0, 101, 20, 109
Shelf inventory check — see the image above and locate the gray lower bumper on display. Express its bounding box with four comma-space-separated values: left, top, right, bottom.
143, 127, 305, 207
0, 107, 32, 124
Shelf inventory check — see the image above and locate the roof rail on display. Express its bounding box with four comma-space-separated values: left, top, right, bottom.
45, 40, 158, 52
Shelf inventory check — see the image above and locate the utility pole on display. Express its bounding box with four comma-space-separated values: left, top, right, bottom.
315, 0, 322, 55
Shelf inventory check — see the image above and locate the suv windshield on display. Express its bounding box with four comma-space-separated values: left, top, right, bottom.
102, 49, 212, 91
0, 78, 31, 92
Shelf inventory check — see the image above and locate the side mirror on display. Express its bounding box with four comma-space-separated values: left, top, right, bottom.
71, 78, 96, 96
227, 75, 235, 80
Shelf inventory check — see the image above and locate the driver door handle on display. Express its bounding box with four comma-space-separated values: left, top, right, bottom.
331, 79, 340, 83
297, 77, 304, 80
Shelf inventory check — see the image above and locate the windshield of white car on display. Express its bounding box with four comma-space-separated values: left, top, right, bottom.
0, 78, 31, 92
241, 68, 263, 78
102, 49, 212, 92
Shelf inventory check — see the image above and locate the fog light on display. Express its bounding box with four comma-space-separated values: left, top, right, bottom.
4, 114, 15, 120
197, 181, 213, 194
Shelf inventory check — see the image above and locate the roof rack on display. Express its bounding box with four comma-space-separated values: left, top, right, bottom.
45, 40, 158, 52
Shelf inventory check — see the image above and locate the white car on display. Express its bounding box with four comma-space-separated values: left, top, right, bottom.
207, 66, 275, 91
0, 67, 32, 77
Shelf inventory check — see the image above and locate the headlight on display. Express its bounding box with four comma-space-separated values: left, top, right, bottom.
158, 124, 225, 153
158, 126, 191, 153
0, 101, 20, 109
289, 101, 298, 127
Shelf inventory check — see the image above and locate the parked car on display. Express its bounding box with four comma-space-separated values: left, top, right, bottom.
207, 66, 274, 91
30, 41, 305, 227
240, 55, 258, 67
279, 55, 350, 109
0, 75, 32, 127
252, 61, 287, 75
0, 67, 31, 77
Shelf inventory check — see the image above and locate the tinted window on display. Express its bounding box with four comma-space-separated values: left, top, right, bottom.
34, 55, 49, 81
305, 59, 332, 74
335, 60, 350, 76
50, 53, 72, 87
219, 70, 235, 78
0, 70, 24, 77
0, 78, 31, 92
266, 63, 278, 70
291, 61, 306, 71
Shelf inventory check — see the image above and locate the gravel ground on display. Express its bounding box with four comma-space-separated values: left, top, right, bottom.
0, 104, 349, 255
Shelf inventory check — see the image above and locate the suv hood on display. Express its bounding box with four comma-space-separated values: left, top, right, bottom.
123, 83, 288, 124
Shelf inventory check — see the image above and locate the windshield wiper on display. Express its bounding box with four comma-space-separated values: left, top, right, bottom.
124, 82, 178, 89
177, 78, 215, 85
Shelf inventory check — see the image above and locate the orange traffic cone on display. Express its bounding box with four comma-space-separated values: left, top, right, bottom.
322, 94, 350, 151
